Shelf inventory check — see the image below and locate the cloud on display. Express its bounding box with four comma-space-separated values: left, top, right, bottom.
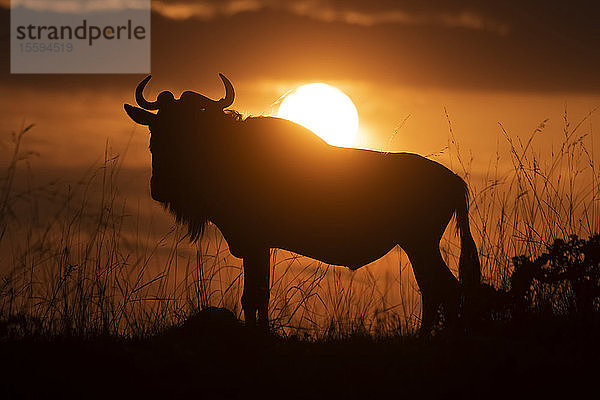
151, 0, 261, 20
150, 0, 510, 34
0, 0, 510, 35
289, 4, 509, 35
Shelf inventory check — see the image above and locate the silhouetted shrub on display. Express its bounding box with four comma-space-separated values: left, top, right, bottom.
511, 234, 600, 317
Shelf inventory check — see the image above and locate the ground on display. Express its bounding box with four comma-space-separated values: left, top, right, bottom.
1, 308, 599, 400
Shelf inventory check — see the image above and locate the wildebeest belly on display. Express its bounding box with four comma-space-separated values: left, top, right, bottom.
263, 197, 408, 268
272, 230, 399, 270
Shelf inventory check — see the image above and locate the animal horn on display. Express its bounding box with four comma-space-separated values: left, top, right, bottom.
136, 75, 160, 110
216, 73, 235, 109
179, 91, 215, 106
179, 74, 235, 110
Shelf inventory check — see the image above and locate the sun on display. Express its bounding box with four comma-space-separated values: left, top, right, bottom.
277, 83, 359, 147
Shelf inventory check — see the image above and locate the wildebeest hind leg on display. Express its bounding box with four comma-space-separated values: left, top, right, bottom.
405, 242, 460, 335
241, 247, 271, 331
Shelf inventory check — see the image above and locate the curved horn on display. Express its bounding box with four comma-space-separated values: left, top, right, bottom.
179, 74, 235, 110
136, 75, 160, 110
179, 91, 216, 107
216, 73, 235, 109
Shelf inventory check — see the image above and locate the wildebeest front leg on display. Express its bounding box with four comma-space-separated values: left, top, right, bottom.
241, 247, 271, 331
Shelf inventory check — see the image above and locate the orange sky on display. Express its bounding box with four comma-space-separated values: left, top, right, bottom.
1, 82, 598, 175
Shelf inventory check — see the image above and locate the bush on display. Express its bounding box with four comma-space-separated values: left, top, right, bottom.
511, 234, 600, 317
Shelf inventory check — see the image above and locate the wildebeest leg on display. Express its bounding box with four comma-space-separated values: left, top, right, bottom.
241, 247, 271, 331
405, 243, 460, 335
419, 293, 437, 336
431, 248, 460, 329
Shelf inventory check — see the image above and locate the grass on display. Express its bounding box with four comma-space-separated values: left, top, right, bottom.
0, 106, 598, 341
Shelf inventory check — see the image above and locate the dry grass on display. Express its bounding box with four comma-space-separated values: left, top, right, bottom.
0, 107, 598, 339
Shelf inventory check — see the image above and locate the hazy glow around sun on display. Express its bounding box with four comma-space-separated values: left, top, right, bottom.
277, 83, 359, 147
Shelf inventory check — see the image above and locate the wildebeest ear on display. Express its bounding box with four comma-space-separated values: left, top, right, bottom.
124, 104, 157, 126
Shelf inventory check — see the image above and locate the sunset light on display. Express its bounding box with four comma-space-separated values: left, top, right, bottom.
277, 83, 359, 147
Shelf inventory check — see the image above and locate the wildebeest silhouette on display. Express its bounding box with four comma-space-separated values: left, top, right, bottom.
124, 74, 481, 334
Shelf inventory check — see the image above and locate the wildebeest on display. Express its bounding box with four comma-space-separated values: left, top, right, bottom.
124, 74, 481, 334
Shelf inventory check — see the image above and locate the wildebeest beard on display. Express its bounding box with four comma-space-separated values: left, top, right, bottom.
161, 193, 208, 242
155, 109, 244, 242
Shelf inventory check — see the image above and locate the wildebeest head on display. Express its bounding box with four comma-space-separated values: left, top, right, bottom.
124, 74, 235, 201
124, 74, 236, 239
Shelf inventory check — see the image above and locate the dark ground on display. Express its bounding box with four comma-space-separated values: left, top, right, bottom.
1, 309, 599, 400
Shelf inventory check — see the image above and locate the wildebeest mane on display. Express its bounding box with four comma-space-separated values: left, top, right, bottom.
157, 108, 246, 242
162, 198, 208, 242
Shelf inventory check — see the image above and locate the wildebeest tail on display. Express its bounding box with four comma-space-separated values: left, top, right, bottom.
455, 177, 481, 290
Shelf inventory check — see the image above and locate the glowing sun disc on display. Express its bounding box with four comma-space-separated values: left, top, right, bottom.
277, 83, 359, 147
